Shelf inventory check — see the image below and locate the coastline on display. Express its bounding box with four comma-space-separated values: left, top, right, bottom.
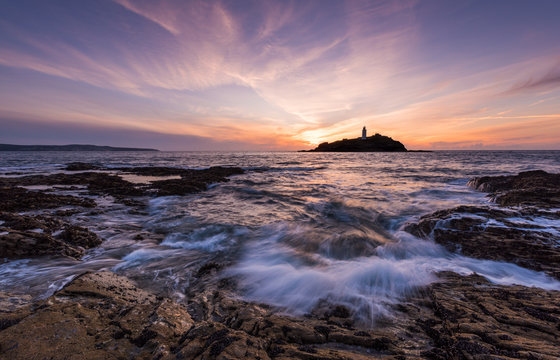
1, 162, 559, 359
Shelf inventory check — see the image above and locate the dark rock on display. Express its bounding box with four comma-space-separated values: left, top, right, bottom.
151, 167, 244, 196
468, 170, 560, 207
65, 162, 101, 171
0, 230, 84, 260
0, 186, 95, 212
58, 225, 103, 249
0, 172, 143, 198
0, 213, 102, 260
408, 207, 560, 278
307, 133, 407, 152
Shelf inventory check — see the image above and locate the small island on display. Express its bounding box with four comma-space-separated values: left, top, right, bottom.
306, 127, 407, 152
0, 144, 159, 151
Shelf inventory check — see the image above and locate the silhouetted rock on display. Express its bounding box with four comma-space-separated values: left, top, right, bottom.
307, 134, 407, 152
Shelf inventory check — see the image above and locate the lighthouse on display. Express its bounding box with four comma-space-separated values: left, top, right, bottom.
362, 126, 367, 139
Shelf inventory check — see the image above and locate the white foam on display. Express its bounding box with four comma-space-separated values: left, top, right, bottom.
162, 225, 248, 252
229, 226, 560, 324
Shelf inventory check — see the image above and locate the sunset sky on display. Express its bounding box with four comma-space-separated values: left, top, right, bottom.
1, 0, 559, 150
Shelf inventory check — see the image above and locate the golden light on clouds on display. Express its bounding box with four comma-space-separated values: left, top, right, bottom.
0, 0, 559, 149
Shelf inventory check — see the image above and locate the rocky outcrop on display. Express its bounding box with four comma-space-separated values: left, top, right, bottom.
406, 170, 560, 278
2, 268, 559, 359
307, 134, 407, 152
0, 272, 193, 359
0, 185, 95, 212
149, 167, 245, 196
405, 205, 560, 279
0, 212, 102, 259
421, 272, 560, 360
467, 170, 560, 207
4, 165, 245, 198
0, 165, 245, 260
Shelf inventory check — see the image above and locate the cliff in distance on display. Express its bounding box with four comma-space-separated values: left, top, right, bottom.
307, 133, 407, 152
0, 144, 159, 151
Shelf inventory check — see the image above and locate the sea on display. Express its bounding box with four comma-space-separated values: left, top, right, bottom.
1, 150, 560, 323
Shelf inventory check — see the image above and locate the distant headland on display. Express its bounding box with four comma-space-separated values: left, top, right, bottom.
0, 144, 159, 151
304, 127, 407, 152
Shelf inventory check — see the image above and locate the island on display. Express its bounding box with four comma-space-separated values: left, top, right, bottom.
305, 127, 407, 152
0, 144, 159, 151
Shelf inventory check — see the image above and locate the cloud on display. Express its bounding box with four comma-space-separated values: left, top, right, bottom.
0, 0, 559, 149
505, 62, 560, 94
0, 115, 305, 151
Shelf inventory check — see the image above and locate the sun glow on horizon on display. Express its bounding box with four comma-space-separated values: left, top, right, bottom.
1, 0, 559, 150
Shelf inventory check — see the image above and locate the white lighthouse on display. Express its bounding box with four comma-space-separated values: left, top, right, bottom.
362, 126, 367, 139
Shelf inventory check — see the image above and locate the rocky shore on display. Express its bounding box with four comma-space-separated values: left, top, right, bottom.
1, 166, 560, 359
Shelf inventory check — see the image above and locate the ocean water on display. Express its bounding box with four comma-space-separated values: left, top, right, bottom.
1, 150, 560, 323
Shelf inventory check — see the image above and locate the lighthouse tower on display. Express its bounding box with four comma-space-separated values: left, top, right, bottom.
362, 126, 367, 139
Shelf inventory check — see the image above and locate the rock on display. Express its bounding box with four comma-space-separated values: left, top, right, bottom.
0, 271, 193, 360
0, 185, 95, 212
57, 225, 103, 249
0, 172, 144, 198
0, 230, 85, 259
0, 213, 102, 260
1, 166, 244, 199
151, 167, 244, 196
468, 170, 560, 207
405, 205, 560, 278
421, 272, 560, 360
65, 162, 102, 171
406, 170, 560, 279
307, 133, 407, 152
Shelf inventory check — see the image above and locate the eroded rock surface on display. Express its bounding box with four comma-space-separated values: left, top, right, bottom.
405, 205, 560, 278
0, 185, 95, 212
0, 272, 193, 360
406, 170, 560, 278
0, 212, 102, 259
467, 170, 560, 207
421, 272, 560, 360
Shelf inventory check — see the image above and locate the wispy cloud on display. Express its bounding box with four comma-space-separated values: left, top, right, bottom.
505, 62, 560, 95
0, 0, 559, 149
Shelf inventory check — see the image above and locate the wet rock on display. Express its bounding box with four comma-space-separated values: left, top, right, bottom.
0, 172, 143, 198
0, 213, 102, 260
406, 205, 560, 278
0, 185, 95, 212
468, 170, 560, 207
0, 230, 86, 259
58, 225, 103, 249
151, 166, 244, 196
422, 272, 560, 360
65, 162, 102, 171
1, 166, 244, 200
0, 271, 193, 360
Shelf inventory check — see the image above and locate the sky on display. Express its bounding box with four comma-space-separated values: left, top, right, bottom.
1, 0, 559, 151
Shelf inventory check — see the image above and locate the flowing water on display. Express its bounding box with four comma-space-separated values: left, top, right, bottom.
1, 151, 560, 323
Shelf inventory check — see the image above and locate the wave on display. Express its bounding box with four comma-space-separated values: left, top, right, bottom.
229, 228, 560, 326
